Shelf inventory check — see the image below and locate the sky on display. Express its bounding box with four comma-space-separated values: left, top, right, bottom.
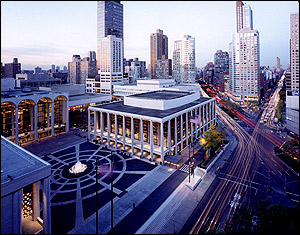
1, 1, 299, 70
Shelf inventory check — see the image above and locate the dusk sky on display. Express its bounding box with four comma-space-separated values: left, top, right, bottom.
1, 1, 298, 70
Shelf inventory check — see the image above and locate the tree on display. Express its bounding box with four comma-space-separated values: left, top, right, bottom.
202, 123, 224, 152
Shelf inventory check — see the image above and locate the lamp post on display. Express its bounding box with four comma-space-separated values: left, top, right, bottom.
110, 149, 114, 234
96, 156, 99, 235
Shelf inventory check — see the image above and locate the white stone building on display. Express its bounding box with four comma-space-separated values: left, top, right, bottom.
88, 90, 216, 164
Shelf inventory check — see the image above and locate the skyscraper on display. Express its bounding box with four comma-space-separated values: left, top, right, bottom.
276, 57, 281, 69
290, 12, 299, 92
96, 1, 124, 94
172, 35, 195, 84
229, 2, 260, 106
150, 29, 168, 79
51, 64, 55, 73
236, 1, 244, 32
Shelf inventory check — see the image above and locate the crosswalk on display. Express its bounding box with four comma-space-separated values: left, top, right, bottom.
179, 164, 190, 174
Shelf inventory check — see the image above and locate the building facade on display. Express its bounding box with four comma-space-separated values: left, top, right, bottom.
155, 56, 172, 80
229, 2, 260, 106
172, 35, 196, 84
3, 58, 21, 79
97, 1, 124, 94
214, 50, 229, 82
150, 29, 168, 79
1, 89, 69, 144
1, 136, 51, 234
88, 90, 216, 164
290, 12, 299, 92
96, 35, 124, 94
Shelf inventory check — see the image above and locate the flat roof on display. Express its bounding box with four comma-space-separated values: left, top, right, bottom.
92, 96, 213, 119
128, 90, 193, 100
1, 88, 61, 98
1, 136, 51, 196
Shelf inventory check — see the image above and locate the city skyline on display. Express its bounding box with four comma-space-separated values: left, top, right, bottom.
1, 1, 298, 70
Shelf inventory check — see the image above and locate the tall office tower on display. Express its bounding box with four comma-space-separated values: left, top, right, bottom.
236, 1, 244, 32
155, 55, 172, 80
214, 50, 229, 82
95, 35, 123, 94
97, 1, 124, 94
229, 28, 260, 106
276, 57, 281, 69
88, 51, 97, 78
290, 12, 299, 92
150, 29, 168, 79
51, 64, 55, 73
172, 35, 196, 84
286, 12, 299, 135
3, 58, 21, 79
242, 4, 253, 29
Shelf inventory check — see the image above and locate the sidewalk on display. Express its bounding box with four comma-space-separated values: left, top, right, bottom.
136, 129, 238, 234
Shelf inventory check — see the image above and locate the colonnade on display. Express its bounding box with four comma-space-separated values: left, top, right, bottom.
88, 99, 216, 164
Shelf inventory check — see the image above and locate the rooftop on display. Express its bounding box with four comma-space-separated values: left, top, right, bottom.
129, 90, 193, 100
1, 136, 51, 196
92, 96, 212, 120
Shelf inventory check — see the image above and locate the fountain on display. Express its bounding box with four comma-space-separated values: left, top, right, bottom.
69, 161, 87, 175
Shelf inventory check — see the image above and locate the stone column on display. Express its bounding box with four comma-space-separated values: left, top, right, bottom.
42, 177, 51, 234
94, 111, 97, 140
140, 119, 143, 157
122, 115, 125, 150
65, 99, 69, 132
32, 182, 40, 221
30, 105, 34, 132
160, 122, 164, 164
15, 105, 19, 144
150, 120, 153, 161
168, 119, 171, 154
11, 107, 15, 136
100, 112, 103, 144
12, 190, 22, 234
131, 117, 134, 155
47, 102, 50, 128
186, 112, 188, 146
35, 103, 38, 141
115, 114, 117, 150
107, 113, 110, 147
180, 114, 183, 151
88, 108, 90, 140
51, 101, 54, 136
175, 116, 177, 155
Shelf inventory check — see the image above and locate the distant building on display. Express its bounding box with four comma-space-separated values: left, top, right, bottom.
229, 1, 260, 106
3, 58, 21, 79
150, 29, 168, 79
203, 62, 214, 85
51, 64, 55, 74
290, 12, 299, 92
35, 66, 42, 74
276, 57, 281, 70
172, 35, 196, 84
124, 58, 146, 83
214, 50, 229, 85
155, 55, 172, 80
88, 51, 97, 78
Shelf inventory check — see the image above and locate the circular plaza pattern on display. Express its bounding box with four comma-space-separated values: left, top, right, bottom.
40, 140, 156, 234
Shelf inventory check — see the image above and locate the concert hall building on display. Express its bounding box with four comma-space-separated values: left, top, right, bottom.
88, 90, 216, 164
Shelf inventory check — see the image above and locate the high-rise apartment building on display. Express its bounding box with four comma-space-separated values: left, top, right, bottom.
88, 51, 97, 78
150, 29, 168, 79
51, 64, 55, 73
124, 58, 146, 83
97, 1, 124, 94
68, 54, 93, 85
290, 12, 299, 92
172, 35, 196, 84
229, 2, 260, 106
